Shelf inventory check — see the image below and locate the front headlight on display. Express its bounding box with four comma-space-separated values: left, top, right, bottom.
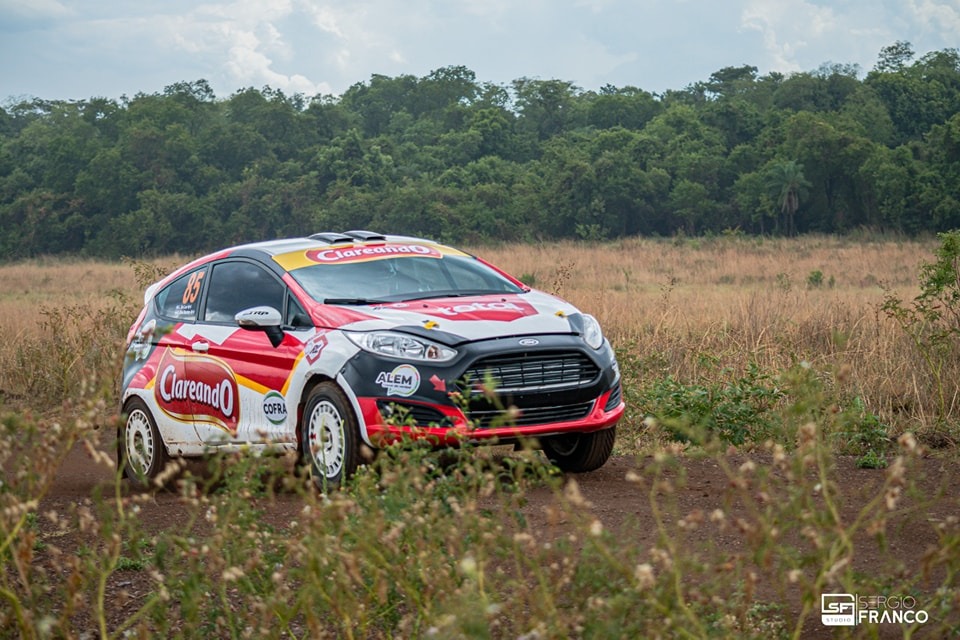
346, 331, 458, 362
582, 314, 604, 350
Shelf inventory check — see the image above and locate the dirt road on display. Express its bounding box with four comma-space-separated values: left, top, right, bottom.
35, 442, 960, 638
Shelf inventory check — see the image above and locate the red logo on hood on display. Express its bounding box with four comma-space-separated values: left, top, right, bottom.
388, 297, 539, 322
155, 348, 240, 435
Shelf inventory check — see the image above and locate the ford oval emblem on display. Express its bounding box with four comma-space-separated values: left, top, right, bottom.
518, 338, 539, 346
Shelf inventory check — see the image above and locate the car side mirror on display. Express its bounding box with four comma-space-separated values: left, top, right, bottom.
236, 306, 285, 348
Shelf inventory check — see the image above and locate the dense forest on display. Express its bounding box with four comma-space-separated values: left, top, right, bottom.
1, 41, 959, 259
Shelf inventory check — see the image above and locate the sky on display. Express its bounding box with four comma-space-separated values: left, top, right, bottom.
1, 0, 958, 104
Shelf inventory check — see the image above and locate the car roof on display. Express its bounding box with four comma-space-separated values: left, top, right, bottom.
145, 231, 450, 303
237, 231, 443, 258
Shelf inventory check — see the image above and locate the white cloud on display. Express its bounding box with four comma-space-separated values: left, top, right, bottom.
1, 0, 957, 102
143, 0, 332, 94
572, 0, 620, 12
740, 0, 844, 73
905, 0, 960, 39
455, 0, 526, 19
0, 0, 71, 19
301, 4, 346, 38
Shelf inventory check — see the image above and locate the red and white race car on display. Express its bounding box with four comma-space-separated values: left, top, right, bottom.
120, 231, 624, 488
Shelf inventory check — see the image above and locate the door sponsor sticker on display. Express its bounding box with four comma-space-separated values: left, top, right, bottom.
376, 364, 421, 397
262, 391, 288, 425
154, 348, 240, 435
304, 331, 329, 364
130, 319, 157, 361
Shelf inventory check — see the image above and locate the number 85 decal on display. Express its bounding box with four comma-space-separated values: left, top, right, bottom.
182, 271, 205, 305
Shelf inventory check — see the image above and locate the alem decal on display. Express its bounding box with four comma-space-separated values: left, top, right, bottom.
155, 348, 240, 435
376, 364, 421, 397
307, 244, 441, 264
263, 391, 288, 425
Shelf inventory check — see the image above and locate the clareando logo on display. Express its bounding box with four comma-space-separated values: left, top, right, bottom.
821, 593, 929, 626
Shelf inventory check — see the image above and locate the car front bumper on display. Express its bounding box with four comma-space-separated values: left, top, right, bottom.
340, 333, 625, 446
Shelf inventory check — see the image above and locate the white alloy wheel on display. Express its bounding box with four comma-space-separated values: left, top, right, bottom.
300, 382, 361, 489
121, 398, 169, 486
307, 400, 346, 480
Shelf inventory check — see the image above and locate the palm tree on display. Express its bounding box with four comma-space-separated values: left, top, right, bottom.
764, 159, 811, 236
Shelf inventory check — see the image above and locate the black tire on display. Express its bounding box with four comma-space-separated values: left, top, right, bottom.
120, 397, 170, 487
541, 427, 616, 473
300, 382, 361, 490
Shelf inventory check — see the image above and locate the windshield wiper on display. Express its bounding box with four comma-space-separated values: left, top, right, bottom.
404, 290, 514, 301
323, 297, 389, 305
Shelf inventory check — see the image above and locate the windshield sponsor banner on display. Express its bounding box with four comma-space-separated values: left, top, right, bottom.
155, 348, 240, 435
307, 244, 442, 264
273, 243, 468, 271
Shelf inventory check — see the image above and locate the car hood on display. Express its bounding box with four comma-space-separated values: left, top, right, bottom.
331, 290, 585, 345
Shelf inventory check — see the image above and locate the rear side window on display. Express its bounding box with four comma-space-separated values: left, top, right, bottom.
155, 268, 206, 321
203, 261, 286, 323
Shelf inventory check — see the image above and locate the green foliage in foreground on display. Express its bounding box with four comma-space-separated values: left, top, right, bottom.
883, 230, 960, 438
635, 362, 894, 468
2, 372, 959, 639
3, 235, 960, 636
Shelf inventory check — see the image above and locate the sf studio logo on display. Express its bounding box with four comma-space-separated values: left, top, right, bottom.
821, 593, 929, 626
821, 594, 856, 626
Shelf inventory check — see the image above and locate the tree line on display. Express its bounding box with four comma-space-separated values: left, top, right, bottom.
1, 41, 958, 259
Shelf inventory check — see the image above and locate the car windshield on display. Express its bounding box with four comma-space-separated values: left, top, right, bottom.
290, 254, 525, 304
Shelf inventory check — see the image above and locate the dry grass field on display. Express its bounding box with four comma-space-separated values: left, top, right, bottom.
4, 235, 960, 639
483, 235, 946, 442
0, 235, 947, 440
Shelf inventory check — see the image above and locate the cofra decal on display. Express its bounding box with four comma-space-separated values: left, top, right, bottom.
263, 391, 288, 425
307, 244, 441, 264
376, 364, 421, 397
155, 348, 240, 434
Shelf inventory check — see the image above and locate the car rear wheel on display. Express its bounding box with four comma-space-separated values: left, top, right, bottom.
121, 397, 169, 487
541, 427, 616, 473
301, 382, 360, 490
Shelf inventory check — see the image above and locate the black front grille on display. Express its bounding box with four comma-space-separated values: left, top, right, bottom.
467, 401, 594, 429
377, 400, 453, 428
462, 351, 600, 393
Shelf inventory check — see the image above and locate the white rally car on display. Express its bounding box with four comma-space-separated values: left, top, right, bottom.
120, 231, 624, 487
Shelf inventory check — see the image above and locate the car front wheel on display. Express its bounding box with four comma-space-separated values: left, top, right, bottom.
541, 427, 616, 473
301, 382, 361, 490
120, 397, 169, 487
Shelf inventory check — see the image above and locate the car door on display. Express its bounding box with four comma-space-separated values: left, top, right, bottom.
190, 259, 304, 446
144, 266, 209, 449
